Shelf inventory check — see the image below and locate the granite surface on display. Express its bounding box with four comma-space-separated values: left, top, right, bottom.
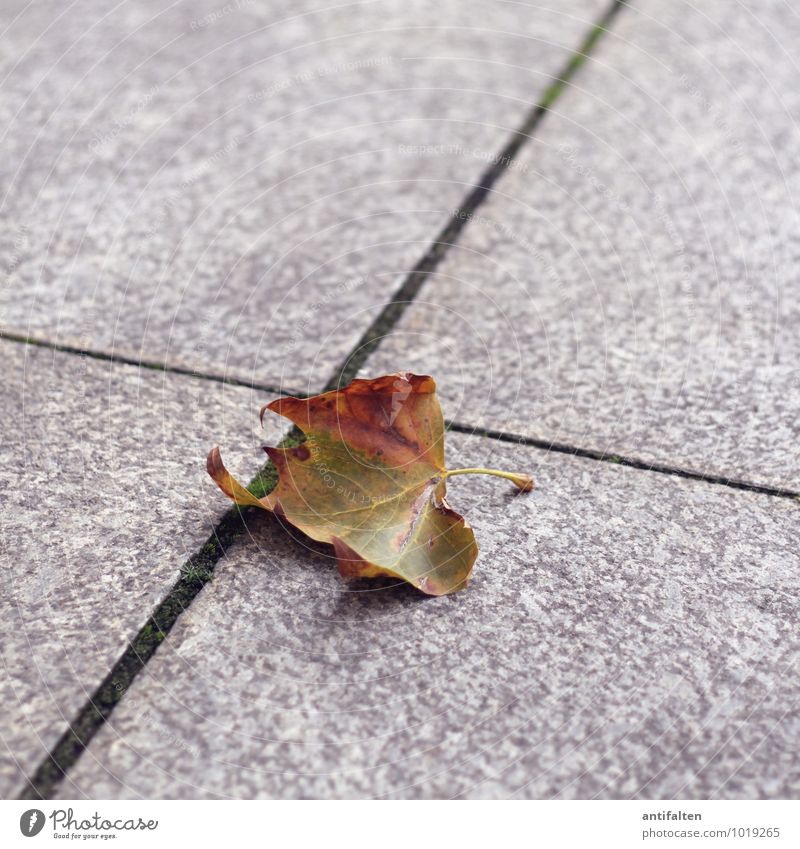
4, 0, 798, 806
365, 0, 800, 490
0, 0, 604, 392
57, 432, 800, 799
0, 339, 285, 796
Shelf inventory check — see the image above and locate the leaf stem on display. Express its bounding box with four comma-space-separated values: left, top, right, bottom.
445, 467, 534, 492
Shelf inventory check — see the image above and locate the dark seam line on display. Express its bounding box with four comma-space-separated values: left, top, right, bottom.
17, 0, 628, 800
17, 504, 272, 800
0, 330, 287, 396
446, 420, 800, 501
331, 0, 627, 389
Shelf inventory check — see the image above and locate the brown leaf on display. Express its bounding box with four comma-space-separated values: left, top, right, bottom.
207, 373, 532, 595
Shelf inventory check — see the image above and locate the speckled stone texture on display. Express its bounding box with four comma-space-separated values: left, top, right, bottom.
0, 340, 285, 796
366, 0, 800, 491
56, 432, 800, 799
0, 0, 603, 392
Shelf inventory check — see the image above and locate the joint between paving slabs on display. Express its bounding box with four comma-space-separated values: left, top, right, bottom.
18, 0, 630, 798
332, 0, 628, 388
17, 427, 307, 801
0, 329, 288, 396
445, 421, 800, 502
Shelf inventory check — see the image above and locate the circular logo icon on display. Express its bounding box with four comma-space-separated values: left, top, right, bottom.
19, 809, 45, 837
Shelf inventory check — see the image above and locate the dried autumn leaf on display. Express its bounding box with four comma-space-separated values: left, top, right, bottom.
207, 373, 532, 595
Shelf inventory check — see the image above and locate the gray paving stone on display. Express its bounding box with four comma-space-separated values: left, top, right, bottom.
366, 0, 800, 490
0, 0, 603, 392
57, 432, 800, 799
0, 339, 285, 796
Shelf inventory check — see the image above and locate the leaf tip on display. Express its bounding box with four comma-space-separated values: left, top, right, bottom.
206, 445, 222, 478
262, 445, 286, 468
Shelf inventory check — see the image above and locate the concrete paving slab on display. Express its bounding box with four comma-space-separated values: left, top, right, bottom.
0, 0, 604, 392
57, 432, 800, 799
366, 0, 800, 490
0, 340, 285, 796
